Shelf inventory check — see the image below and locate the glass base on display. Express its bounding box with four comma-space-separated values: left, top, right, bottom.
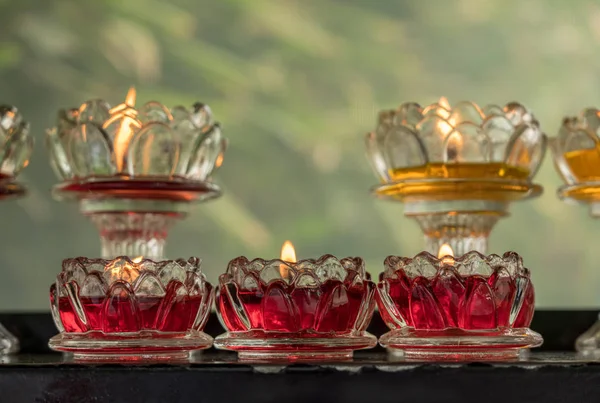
575, 316, 600, 357
49, 330, 212, 361
214, 330, 377, 361
379, 328, 542, 361
0, 323, 19, 355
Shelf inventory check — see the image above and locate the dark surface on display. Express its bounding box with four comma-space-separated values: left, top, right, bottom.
0, 311, 599, 403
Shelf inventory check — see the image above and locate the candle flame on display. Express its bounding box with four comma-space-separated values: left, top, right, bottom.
105, 256, 143, 283
104, 87, 140, 172
281, 240, 297, 263
438, 243, 454, 265
280, 240, 296, 279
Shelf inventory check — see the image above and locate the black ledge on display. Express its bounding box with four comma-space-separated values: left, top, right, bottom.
0, 310, 598, 403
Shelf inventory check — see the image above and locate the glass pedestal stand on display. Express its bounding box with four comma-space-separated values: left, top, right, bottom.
559, 183, 600, 356
52, 177, 221, 259
0, 179, 30, 354
372, 178, 543, 255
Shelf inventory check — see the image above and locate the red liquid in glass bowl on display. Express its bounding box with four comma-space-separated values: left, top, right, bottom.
376, 251, 535, 332
214, 255, 377, 359
217, 256, 375, 334
49, 257, 214, 359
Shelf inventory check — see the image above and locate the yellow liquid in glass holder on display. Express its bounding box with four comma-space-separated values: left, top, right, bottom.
388, 162, 530, 182
563, 148, 600, 182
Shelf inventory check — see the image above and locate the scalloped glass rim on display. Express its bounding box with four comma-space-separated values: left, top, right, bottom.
382, 250, 530, 279
52, 176, 222, 203
225, 255, 366, 277
371, 177, 543, 203
62, 255, 202, 270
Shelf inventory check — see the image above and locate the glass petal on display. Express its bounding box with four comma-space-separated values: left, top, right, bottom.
382, 125, 427, 170
46, 128, 73, 180
443, 122, 491, 163
482, 115, 514, 161
415, 115, 452, 162
0, 123, 33, 177
102, 282, 140, 333
315, 282, 350, 332
186, 124, 222, 180
503, 102, 533, 126
67, 123, 115, 178
139, 101, 172, 125
394, 102, 423, 127
0, 105, 22, 133
448, 100, 484, 125
261, 282, 300, 332
134, 272, 166, 297
482, 104, 505, 118
431, 268, 465, 327
580, 108, 600, 135
155, 280, 190, 332
365, 131, 390, 182
488, 268, 516, 327
77, 99, 111, 125
127, 122, 180, 176
458, 276, 497, 329
190, 102, 213, 129
505, 125, 547, 178
514, 281, 535, 327
409, 277, 445, 330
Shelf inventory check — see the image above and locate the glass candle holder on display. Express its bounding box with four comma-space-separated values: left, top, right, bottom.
366, 98, 546, 255
45, 88, 227, 259
49, 256, 214, 361
377, 251, 542, 360
214, 255, 377, 360
550, 109, 600, 355
0, 104, 33, 355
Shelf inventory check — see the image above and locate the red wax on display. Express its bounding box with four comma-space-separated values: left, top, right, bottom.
58, 295, 202, 333
218, 279, 367, 333
377, 271, 535, 331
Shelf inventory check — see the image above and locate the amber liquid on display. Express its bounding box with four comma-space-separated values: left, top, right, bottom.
563, 148, 600, 182
388, 162, 530, 182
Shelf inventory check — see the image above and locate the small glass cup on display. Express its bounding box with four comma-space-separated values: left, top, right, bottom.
377, 251, 542, 360
214, 255, 377, 360
49, 256, 214, 361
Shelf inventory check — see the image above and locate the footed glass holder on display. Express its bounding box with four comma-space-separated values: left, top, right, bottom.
550, 109, 600, 355
366, 99, 546, 255
214, 255, 377, 361
49, 257, 214, 361
0, 104, 34, 355
46, 88, 226, 259
377, 251, 542, 360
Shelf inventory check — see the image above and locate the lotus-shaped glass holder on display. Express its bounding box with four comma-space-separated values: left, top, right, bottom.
366, 99, 546, 255
550, 108, 600, 355
46, 88, 227, 259
49, 256, 214, 361
214, 255, 377, 360
377, 251, 542, 360
0, 104, 33, 355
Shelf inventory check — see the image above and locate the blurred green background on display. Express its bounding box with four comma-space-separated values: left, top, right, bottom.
0, 0, 596, 310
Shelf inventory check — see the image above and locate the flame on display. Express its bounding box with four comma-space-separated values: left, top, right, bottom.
438, 243, 454, 265
281, 240, 297, 263
106, 256, 142, 283
280, 240, 296, 279
103, 87, 141, 172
